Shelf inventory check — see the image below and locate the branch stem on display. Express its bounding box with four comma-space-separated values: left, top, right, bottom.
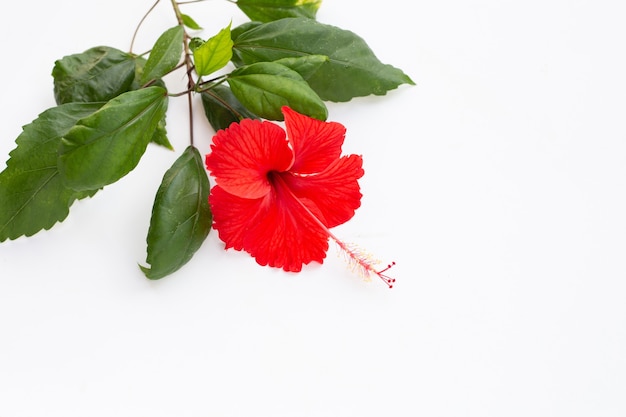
171, 0, 197, 147
130, 0, 161, 54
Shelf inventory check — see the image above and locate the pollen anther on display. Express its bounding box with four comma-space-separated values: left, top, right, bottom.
333, 239, 396, 288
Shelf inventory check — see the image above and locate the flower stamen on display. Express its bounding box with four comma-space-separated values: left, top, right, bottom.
333, 238, 396, 288
273, 165, 396, 288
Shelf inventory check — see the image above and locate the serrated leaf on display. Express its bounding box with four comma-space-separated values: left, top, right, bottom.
182, 13, 202, 30
52, 46, 136, 105
0, 103, 103, 241
232, 18, 415, 102
140, 25, 184, 84
236, 0, 321, 22
58, 86, 168, 191
201, 84, 259, 131
228, 61, 327, 120
193, 23, 233, 77
140, 146, 212, 279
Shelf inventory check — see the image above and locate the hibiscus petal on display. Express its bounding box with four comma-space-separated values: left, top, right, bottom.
245, 177, 330, 271
205, 119, 294, 199
282, 106, 346, 174
208, 185, 265, 251
209, 180, 330, 272
281, 154, 364, 228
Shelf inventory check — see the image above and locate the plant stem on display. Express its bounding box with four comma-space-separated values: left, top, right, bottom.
130, 0, 161, 54
171, 0, 197, 147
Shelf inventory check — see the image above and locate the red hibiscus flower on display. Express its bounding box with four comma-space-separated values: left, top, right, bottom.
205, 106, 395, 287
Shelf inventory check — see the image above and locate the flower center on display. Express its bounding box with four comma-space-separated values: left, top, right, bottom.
266, 170, 280, 184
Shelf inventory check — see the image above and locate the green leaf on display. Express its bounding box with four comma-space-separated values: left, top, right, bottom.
189, 37, 204, 52
151, 109, 174, 150
231, 21, 262, 40
193, 23, 233, 77
132, 56, 166, 91
232, 18, 415, 102
236, 0, 321, 22
52, 46, 136, 105
228, 61, 327, 120
140, 146, 212, 279
201, 84, 259, 131
181, 13, 202, 30
273, 54, 328, 80
58, 86, 168, 191
140, 25, 184, 84
132, 57, 173, 150
0, 103, 103, 241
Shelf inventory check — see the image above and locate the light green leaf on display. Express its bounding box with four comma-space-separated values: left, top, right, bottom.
228, 61, 327, 120
58, 86, 168, 191
52, 46, 136, 104
140, 26, 184, 84
236, 0, 321, 22
232, 18, 415, 102
140, 146, 212, 279
193, 23, 233, 77
0, 103, 103, 241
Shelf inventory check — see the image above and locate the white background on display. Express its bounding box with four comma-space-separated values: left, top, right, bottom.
1, 0, 625, 416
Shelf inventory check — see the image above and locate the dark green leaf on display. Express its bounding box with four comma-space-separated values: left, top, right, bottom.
140, 26, 184, 84
236, 0, 321, 22
133, 57, 173, 150
232, 18, 415, 102
0, 103, 103, 241
182, 13, 202, 30
140, 146, 212, 279
231, 21, 262, 40
193, 23, 233, 77
52, 46, 136, 105
151, 109, 174, 150
132, 56, 166, 91
228, 61, 327, 120
201, 84, 259, 131
58, 86, 168, 191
